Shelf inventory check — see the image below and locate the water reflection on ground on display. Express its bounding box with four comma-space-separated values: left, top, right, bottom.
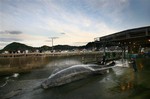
0, 58, 150, 99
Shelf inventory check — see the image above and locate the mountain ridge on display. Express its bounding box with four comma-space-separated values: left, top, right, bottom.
0, 42, 96, 53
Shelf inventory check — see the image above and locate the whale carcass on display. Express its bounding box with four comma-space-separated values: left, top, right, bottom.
41, 64, 115, 89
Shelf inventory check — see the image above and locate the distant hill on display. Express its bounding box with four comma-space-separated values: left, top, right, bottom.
2, 42, 35, 52
0, 41, 99, 53
37, 45, 78, 51
38, 45, 51, 51
1, 42, 97, 53
54, 45, 78, 50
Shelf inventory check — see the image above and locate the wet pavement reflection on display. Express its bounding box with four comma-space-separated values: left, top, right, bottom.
0, 58, 150, 99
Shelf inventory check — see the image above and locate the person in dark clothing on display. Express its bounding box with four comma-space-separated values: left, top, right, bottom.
101, 55, 106, 65
131, 58, 137, 72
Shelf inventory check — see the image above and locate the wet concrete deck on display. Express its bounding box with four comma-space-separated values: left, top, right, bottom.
0, 59, 150, 99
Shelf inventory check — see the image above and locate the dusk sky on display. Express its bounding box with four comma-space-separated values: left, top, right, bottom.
0, 0, 150, 49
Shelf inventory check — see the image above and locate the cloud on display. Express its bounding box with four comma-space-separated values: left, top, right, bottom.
0, 32, 53, 49
0, 37, 22, 42
45, 40, 51, 42
0, 30, 22, 34
78, 0, 129, 25
0, 30, 49, 48
0, 0, 119, 35
73, 42, 89, 46
0, 0, 117, 48
0, 0, 149, 49
0, 30, 23, 43
7, 30, 22, 34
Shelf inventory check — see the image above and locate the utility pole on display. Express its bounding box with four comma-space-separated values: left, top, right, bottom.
50, 37, 58, 53
50, 33, 65, 53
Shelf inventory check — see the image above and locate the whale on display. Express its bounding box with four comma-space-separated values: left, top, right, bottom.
41, 64, 115, 89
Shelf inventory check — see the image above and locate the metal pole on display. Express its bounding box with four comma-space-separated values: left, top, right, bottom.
51, 38, 53, 52
103, 42, 106, 56
50, 37, 58, 53
103, 42, 106, 65
123, 46, 126, 59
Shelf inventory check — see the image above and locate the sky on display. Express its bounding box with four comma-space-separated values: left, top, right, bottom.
0, 0, 150, 49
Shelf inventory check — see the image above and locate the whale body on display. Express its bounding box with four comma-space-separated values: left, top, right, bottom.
41, 64, 114, 89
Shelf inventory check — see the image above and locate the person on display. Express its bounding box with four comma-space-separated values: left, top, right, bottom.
101, 55, 106, 65
131, 58, 137, 72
